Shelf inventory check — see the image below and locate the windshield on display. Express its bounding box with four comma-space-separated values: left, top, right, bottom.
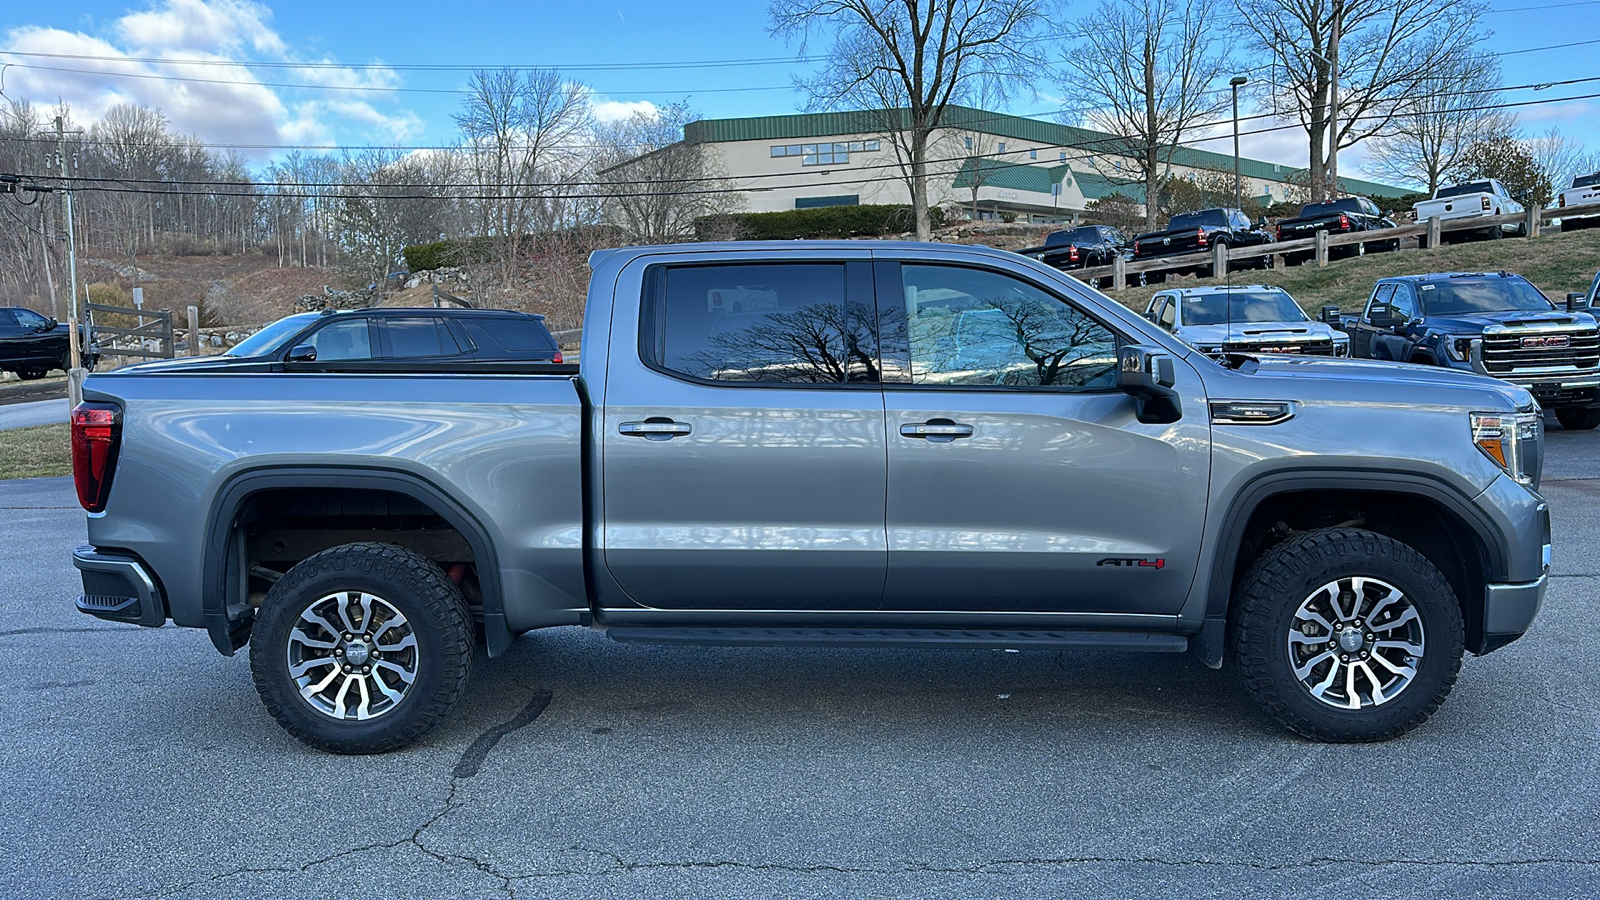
1182, 291, 1308, 326
1574, 173, 1600, 189
226, 314, 318, 357
1436, 182, 1493, 199
1168, 210, 1227, 230
1418, 278, 1555, 314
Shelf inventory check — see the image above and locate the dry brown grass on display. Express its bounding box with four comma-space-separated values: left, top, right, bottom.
0, 423, 71, 479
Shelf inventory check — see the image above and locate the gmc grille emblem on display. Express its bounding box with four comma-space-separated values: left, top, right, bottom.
1522, 335, 1570, 349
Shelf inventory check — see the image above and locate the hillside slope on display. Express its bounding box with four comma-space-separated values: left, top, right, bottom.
1100, 228, 1600, 313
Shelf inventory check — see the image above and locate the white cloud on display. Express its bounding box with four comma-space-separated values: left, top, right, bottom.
0, 1, 419, 159
592, 98, 658, 123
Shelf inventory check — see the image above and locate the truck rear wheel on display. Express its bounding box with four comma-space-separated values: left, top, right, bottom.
249, 542, 474, 754
1232, 528, 1464, 742
1555, 408, 1600, 430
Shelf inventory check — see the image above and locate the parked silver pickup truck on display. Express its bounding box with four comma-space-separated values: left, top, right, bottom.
71, 242, 1551, 753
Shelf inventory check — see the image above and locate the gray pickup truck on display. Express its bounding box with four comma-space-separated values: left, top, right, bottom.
71, 242, 1551, 753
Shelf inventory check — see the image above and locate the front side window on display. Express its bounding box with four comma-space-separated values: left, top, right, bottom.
1366, 284, 1397, 319
14, 308, 49, 329
304, 320, 374, 361
1156, 297, 1177, 331
1390, 287, 1419, 321
647, 263, 877, 384
897, 264, 1118, 389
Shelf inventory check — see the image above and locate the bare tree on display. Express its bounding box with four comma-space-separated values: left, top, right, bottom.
334, 150, 451, 288
1528, 127, 1594, 199
769, 0, 1046, 241
1057, 0, 1234, 231
1363, 50, 1511, 195
1236, 0, 1486, 199
455, 68, 591, 284
593, 102, 741, 243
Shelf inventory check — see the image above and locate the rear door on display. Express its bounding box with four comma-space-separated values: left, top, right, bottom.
0, 309, 21, 365
876, 258, 1210, 616
599, 251, 888, 612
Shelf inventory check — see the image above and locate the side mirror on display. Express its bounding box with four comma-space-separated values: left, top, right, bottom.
1118, 344, 1181, 424
1568, 292, 1584, 312
1257, 216, 1269, 229
1319, 305, 1341, 325
287, 343, 318, 362
1368, 310, 1401, 329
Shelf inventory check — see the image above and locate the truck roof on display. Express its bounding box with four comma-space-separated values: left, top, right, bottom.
1378, 271, 1521, 284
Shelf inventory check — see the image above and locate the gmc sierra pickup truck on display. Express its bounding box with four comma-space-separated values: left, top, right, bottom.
1335, 271, 1600, 429
72, 242, 1551, 753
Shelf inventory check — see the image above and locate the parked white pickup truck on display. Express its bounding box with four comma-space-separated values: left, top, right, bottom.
1414, 179, 1526, 244
1557, 172, 1600, 230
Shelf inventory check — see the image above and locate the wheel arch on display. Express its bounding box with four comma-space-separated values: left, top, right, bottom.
202, 466, 514, 658
1193, 470, 1507, 666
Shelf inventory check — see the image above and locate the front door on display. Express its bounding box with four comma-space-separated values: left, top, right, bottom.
600, 254, 888, 612
876, 259, 1211, 616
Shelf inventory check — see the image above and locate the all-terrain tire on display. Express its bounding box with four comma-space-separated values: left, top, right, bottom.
1555, 407, 1600, 430
17, 369, 46, 381
250, 542, 474, 754
1232, 528, 1464, 742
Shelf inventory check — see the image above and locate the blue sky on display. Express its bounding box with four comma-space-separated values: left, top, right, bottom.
1, 0, 1596, 184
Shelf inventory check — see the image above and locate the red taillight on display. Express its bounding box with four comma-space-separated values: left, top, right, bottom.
1068, 244, 1079, 262
1133, 240, 1140, 253
552, 350, 564, 364
1482, 197, 1492, 210
1339, 213, 1350, 229
71, 402, 120, 513
1276, 227, 1284, 241
1560, 194, 1566, 208
1197, 230, 1208, 246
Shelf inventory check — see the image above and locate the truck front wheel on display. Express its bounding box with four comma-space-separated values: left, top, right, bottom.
1232, 528, 1464, 742
1555, 408, 1600, 430
249, 542, 474, 754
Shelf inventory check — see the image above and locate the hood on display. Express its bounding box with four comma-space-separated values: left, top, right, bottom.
1421, 310, 1596, 333
1210, 354, 1534, 410
1178, 321, 1344, 344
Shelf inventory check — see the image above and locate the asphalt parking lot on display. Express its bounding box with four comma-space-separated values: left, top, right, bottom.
2, 433, 1597, 899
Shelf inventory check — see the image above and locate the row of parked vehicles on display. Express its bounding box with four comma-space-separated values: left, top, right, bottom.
1139, 271, 1600, 430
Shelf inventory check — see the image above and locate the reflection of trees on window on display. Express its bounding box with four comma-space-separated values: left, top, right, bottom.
904, 275, 1117, 388
685, 300, 880, 383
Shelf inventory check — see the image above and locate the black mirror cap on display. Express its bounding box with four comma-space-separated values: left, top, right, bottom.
1368, 311, 1400, 329
1568, 292, 1584, 311
1258, 216, 1269, 228
1320, 305, 1341, 324
287, 343, 317, 362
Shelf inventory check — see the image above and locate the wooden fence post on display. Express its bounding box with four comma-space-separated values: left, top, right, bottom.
1427, 216, 1442, 250
1315, 230, 1329, 267
1525, 206, 1541, 239
1113, 255, 1126, 290
187, 305, 200, 356
1213, 242, 1228, 277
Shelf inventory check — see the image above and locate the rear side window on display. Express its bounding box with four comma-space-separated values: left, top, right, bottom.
385, 317, 462, 358
461, 319, 555, 355
0, 310, 19, 331
644, 262, 877, 384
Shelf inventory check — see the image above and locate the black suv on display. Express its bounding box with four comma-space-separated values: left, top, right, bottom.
123, 307, 565, 373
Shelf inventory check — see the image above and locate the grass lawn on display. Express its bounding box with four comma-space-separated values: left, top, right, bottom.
0, 423, 72, 479
1100, 225, 1600, 314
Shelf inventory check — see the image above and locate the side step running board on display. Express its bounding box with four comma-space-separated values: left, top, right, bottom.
603, 626, 1188, 653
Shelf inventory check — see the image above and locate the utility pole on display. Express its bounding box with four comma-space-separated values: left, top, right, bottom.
57, 115, 84, 405
1327, 0, 1342, 200
1230, 76, 1248, 209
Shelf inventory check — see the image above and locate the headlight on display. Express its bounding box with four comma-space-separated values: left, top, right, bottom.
1333, 336, 1350, 357
1445, 337, 1474, 362
1470, 411, 1542, 486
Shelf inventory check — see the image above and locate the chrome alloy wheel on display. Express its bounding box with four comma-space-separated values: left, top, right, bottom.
1286, 577, 1426, 709
286, 591, 419, 721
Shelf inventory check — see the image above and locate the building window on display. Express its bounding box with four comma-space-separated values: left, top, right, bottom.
772, 140, 878, 165
1030, 149, 1037, 159
997, 142, 1006, 153
964, 137, 973, 150
1059, 152, 1066, 160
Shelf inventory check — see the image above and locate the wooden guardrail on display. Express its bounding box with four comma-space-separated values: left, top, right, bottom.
85, 301, 175, 361
1066, 200, 1600, 291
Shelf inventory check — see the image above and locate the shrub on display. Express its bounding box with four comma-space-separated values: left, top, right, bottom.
693, 204, 945, 241
402, 240, 459, 272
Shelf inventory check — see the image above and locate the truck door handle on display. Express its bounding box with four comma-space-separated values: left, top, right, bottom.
619, 418, 692, 440
900, 420, 974, 442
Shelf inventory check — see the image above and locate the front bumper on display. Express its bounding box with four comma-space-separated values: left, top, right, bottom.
1474, 497, 1551, 654
72, 545, 166, 627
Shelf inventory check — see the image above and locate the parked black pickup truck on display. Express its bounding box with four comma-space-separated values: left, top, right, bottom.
1017, 225, 1128, 271
0, 306, 95, 379
1131, 208, 1273, 280
1333, 271, 1600, 429
1276, 197, 1400, 265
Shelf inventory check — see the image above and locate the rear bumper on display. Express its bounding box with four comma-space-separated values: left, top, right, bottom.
72, 545, 166, 627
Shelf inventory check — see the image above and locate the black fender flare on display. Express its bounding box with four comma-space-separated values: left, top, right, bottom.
1191, 468, 1508, 667
201, 466, 513, 657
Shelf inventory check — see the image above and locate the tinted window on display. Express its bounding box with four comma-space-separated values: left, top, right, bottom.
386, 317, 462, 358
1050, 227, 1101, 246
1366, 284, 1396, 319
1169, 210, 1227, 230
461, 318, 555, 355
1575, 174, 1600, 189
0, 310, 18, 331
647, 263, 875, 384
1390, 286, 1419, 320
1436, 182, 1494, 199
1418, 278, 1555, 314
899, 264, 1118, 389
14, 308, 49, 329
1156, 297, 1177, 330
305, 320, 373, 361
1181, 291, 1308, 326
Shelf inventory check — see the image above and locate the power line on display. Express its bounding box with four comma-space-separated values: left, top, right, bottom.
0, 49, 826, 72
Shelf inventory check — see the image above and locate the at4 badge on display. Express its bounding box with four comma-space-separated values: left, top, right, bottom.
1097, 557, 1166, 570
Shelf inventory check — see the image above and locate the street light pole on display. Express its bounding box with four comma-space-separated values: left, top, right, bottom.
1230, 76, 1248, 209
